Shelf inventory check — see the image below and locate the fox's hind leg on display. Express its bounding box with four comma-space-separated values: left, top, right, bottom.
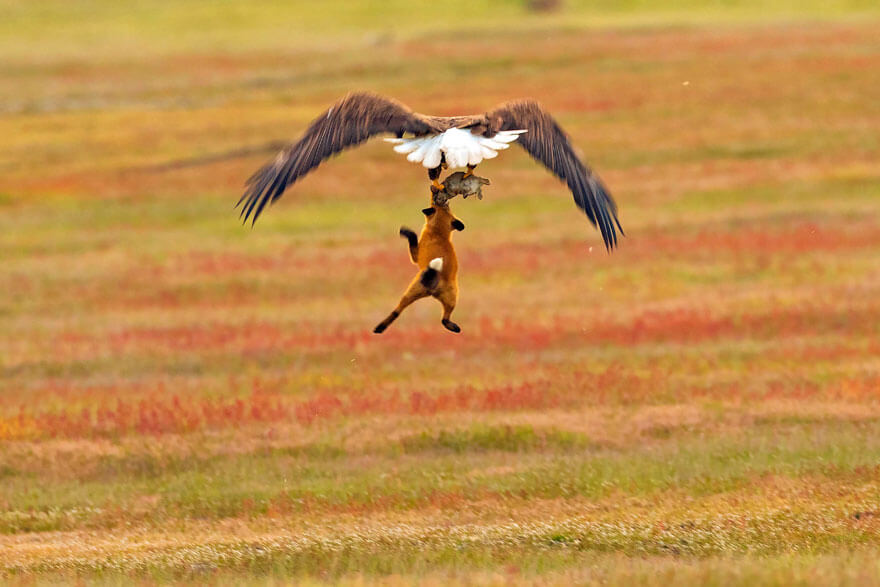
373, 282, 429, 334
435, 286, 460, 333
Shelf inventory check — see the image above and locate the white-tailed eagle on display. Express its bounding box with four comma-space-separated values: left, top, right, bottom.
238, 92, 623, 249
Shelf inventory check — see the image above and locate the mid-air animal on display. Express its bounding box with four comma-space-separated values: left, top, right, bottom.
237, 91, 623, 250
373, 201, 466, 334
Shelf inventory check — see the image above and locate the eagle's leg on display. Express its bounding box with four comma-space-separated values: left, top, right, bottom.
428, 165, 445, 192
462, 164, 476, 179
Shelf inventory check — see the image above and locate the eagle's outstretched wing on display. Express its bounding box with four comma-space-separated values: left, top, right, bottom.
238, 92, 441, 224
484, 100, 623, 250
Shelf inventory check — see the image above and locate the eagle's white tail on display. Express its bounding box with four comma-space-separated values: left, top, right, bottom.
385, 128, 527, 169
428, 257, 443, 271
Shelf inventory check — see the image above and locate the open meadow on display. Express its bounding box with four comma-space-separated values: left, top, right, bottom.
1, 1, 880, 583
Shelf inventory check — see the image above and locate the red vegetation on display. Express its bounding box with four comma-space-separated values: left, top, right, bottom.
586, 303, 878, 346
632, 222, 880, 257
52, 297, 880, 364
6, 365, 876, 441
760, 376, 880, 402
1, 380, 559, 440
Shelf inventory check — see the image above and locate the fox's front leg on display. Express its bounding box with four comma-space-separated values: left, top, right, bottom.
399, 226, 419, 263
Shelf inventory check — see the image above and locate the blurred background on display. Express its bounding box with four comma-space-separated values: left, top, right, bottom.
1, 0, 880, 580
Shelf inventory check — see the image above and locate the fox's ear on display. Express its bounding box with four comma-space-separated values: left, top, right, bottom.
422, 207, 436, 217
451, 219, 465, 231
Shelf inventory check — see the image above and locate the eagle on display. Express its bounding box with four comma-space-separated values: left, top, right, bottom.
238, 92, 623, 249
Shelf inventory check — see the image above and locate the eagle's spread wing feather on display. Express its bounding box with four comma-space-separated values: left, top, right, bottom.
485, 100, 623, 250
238, 92, 439, 224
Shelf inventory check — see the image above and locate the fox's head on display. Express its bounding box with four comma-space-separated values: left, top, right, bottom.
422, 204, 464, 233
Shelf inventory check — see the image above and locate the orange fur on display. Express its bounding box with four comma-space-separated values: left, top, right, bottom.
373, 203, 464, 334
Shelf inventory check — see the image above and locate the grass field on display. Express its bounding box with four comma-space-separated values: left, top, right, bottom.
1, 0, 880, 583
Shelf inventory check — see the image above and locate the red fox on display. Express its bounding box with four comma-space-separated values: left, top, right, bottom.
374, 203, 465, 334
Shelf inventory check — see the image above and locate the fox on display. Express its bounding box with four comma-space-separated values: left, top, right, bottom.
373, 202, 465, 334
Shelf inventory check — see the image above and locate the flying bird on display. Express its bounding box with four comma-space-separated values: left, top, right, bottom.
238, 92, 623, 249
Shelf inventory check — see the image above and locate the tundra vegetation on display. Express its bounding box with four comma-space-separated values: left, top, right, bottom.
1, 0, 879, 584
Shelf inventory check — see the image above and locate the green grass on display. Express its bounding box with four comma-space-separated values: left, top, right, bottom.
3, 419, 879, 535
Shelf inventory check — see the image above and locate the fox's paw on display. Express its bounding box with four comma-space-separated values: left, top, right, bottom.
374, 311, 399, 334
442, 319, 461, 333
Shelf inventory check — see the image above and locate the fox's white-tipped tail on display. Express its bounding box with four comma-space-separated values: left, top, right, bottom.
428, 257, 443, 271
